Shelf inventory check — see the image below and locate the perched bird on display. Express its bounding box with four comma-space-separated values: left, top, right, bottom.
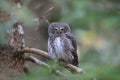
48, 22, 78, 66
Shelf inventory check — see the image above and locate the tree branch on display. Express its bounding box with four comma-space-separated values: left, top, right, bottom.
22, 47, 85, 73
60, 62, 85, 73
22, 47, 51, 60
25, 55, 65, 76
25, 55, 50, 68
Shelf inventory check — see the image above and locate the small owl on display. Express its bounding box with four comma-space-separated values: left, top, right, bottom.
48, 22, 78, 66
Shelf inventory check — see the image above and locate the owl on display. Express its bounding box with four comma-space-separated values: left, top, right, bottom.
48, 22, 78, 66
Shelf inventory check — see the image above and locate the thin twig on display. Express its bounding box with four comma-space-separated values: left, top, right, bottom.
44, 6, 54, 17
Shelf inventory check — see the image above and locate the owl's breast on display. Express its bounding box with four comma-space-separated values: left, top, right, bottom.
53, 37, 73, 61
54, 37, 64, 54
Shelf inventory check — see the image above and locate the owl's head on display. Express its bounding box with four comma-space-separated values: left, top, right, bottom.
48, 22, 71, 36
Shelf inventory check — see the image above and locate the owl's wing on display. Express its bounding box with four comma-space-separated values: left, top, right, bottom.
65, 33, 78, 66
65, 33, 77, 52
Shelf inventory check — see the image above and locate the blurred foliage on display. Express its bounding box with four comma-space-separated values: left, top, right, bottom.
0, 0, 120, 80
59, 0, 120, 80
0, 0, 34, 44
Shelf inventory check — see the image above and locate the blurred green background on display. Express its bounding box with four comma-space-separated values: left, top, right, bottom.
0, 0, 120, 80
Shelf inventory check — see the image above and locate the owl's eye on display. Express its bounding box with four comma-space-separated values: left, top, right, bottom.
61, 28, 64, 31
54, 28, 58, 31
60, 27, 64, 31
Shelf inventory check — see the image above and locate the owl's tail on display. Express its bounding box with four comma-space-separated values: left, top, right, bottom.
72, 52, 78, 67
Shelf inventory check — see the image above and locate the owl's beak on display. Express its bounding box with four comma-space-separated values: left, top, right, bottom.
57, 30, 62, 34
